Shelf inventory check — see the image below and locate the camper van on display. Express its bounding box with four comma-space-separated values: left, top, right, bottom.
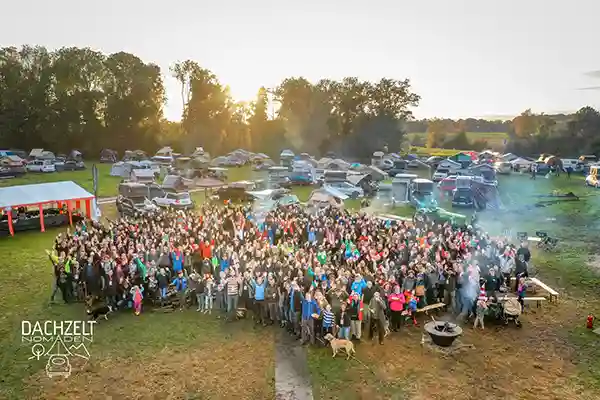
152, 147, 175, 165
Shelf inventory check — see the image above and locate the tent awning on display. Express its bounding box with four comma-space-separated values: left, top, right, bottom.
0, 181, 94, 209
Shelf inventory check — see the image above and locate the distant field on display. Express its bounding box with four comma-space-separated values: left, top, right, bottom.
410, 147, 470, 157
408, 131, 508, 147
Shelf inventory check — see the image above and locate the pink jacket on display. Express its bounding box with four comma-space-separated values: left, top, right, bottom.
388, 293, 406, 312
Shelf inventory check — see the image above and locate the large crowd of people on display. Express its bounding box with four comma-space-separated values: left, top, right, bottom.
47, 201, 531, 345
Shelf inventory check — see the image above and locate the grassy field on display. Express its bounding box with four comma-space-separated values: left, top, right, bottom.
2, 167, 600, 399
0, 164, 121, 198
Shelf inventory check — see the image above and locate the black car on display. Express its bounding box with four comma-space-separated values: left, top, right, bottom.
451, 188, 474, 208
59, 160, 86, 171
115, 196, 159, 217
212, 187, 254, 203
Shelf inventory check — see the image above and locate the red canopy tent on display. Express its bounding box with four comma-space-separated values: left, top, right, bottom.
0, 181, 95, 236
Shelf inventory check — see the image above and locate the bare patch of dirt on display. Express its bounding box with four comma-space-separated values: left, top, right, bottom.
25, 333, 275, 400
587, 255, 600, 274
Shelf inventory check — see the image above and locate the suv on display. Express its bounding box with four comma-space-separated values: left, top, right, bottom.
152, 192, 194, 209
213, 187, 254, 203
116, 196, 159, 217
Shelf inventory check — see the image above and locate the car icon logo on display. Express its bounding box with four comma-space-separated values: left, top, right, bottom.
46, 355, 72, 378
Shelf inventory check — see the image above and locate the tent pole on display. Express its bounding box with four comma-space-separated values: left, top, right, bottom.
85, 199, 91, 219
67, 201, 73, 226
39, 204, 45, 232
7, 208, 14, 236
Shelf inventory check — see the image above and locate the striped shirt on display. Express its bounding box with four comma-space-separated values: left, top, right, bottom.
227, 277, 240, 296
322, 309, 335, 328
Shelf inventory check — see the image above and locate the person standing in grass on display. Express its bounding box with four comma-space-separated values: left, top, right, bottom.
251, 273, 268, 325
301, 291, 320, 345
336, 302, 351, 340
226, 270, 242, 321
368, 292, 387, 345
172, 270, 188, 311
322, 304, 335, 336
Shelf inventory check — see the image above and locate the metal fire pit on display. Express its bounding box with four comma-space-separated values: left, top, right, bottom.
424, 321, 463, 347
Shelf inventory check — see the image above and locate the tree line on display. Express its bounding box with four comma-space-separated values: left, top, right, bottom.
418, 108, 600, 156
0, 45, 420, 159
506, 108, 600, 156
406, 118, 512, 134
2, 45, 598, 159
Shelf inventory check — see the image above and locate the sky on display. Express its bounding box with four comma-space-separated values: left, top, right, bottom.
2, 0, 600, 121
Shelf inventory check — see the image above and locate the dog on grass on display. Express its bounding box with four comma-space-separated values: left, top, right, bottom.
383, 319, 391, 338
87, 305, 113, 321
324, 333, 356, 360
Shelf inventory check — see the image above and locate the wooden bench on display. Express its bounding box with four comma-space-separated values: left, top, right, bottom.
530, 278, 559, 303
416, 302, 446, 314
498, 296, 547, 308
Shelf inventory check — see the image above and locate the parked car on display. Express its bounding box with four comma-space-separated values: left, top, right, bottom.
116, 196, 159, 217
152, 191, 194, 209
432, 168, 450, 182
387, 160, 408, 177
57, 160, 86, 171
26, 160, 56, 173
561, 158, 581, 172
324, 182, 364, 198
493, 161, 512, 175
451, 188, 475, 208
213, 187, 255, 203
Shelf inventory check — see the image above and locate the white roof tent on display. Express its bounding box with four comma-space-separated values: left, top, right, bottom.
0, 181, 96, 236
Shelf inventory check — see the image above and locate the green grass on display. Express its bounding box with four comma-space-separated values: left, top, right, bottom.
408, 147, 471, 157
4, 165, 600, 398
0, 164, 121, 198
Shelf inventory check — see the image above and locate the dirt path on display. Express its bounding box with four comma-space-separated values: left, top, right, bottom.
275, 331, 314, 400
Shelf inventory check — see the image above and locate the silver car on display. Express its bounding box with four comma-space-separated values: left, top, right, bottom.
325, 182, 364, 198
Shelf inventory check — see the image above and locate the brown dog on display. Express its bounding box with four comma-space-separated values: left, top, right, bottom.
324, 333, 356, 360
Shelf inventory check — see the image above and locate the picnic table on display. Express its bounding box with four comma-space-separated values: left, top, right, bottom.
529, 277, 559, 303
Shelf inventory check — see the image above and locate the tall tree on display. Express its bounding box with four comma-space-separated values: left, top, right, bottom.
511, 109, 538, 138
426, 119, 447, 148
248, 86, 269, 150
172, 60, 231, 154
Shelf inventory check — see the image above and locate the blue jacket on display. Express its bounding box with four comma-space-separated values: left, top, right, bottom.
220, 258, 230, 272
301, 299, 320, 320
171, 252, 183, 273
350, 279, 367, 295
252, 279, 267, 301
172, 276, 187, 292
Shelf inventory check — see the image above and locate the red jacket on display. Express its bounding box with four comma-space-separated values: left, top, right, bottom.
199, 240, 214, 259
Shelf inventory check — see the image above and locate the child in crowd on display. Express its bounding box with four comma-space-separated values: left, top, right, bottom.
517, 277, 527, 312
322, 304, 335, 336
474, 297, 487, 329
336, 302, 351, 340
